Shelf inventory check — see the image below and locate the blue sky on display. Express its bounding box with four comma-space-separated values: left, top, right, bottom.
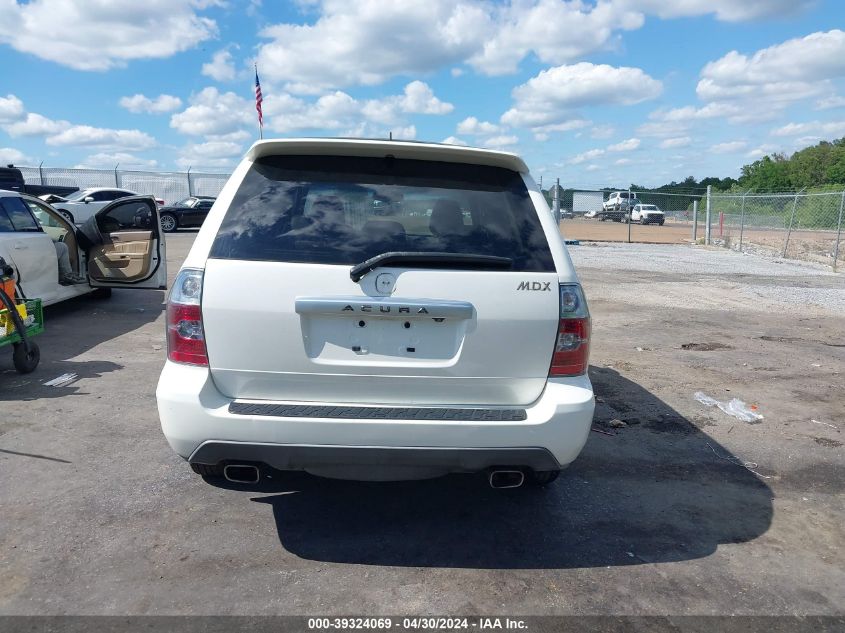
1, 0, 844, 188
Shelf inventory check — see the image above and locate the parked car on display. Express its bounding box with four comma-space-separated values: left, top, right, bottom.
0, 165, 78, 199
52, 187, 138, 225
0, 190, 166, 306
157, 196, 216, 232
583, 209, 599, 218
627, 203, 665, 225
157, 138, 595, 488
601, 191, 639, 221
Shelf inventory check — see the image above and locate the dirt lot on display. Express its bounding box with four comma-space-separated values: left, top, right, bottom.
562, 217, 844, 266
1, 234, 843, 616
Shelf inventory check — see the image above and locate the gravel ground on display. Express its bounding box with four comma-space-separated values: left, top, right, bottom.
1, 234, 843, 617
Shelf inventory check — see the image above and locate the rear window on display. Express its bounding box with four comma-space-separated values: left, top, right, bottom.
210, 155, 554, 272
0, 197, 41, 232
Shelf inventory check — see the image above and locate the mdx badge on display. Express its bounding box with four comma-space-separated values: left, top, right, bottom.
517, 281, 552, 291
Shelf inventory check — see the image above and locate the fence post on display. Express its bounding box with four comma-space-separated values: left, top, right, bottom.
38, 160, 44, 185
692, 200, 698, 242
833, 190, 845, 271
705, 185, 712, 245
782, 187, 804, 258
738, 189, 751, 251
187, 166, 193, 197
114, 163, 120, 187
552, 178, 560, 222
627, 187, 632, 243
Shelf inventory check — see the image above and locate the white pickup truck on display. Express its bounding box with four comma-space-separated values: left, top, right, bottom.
601, 191, 638, 221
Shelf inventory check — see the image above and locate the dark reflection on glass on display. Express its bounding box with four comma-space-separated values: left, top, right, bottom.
210, 155, 555, 272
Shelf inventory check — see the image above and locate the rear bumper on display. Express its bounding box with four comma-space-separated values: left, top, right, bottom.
156, 362, 595, 474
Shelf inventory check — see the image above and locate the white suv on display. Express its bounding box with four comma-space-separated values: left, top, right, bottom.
156, 139, 595, 488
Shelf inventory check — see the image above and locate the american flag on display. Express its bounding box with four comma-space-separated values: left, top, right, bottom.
254, 66, 263, 129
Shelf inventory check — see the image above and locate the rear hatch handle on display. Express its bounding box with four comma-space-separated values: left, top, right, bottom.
350, 251, 513, 282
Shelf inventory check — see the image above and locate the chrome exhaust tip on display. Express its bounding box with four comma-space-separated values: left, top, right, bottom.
223, 464, 260, 484
488, 469, 525, 489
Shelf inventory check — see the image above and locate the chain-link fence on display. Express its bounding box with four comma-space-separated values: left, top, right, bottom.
553, 185, 845, 269
16, 165, 230, 205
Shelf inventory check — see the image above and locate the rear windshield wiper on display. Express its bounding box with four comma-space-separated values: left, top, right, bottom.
350, 251, 513, 282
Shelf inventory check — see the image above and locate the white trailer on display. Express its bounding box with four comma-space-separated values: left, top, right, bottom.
573, 191, 604, 216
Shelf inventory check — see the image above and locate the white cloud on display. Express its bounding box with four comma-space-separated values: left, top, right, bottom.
119, 94, 183, 114
569, 149, 605, 165
614, 158, 632, 165
0, 0, 218, 71
441, 136, 468, 146
263, 83, 447, 135
815, 96, 845, 110
746, 144, 779, 159
170, 87, 254, 136
74, 152, 159, 169
398, 81, 453, 114
501, 63, 662, 129
362, 81, 453, 125
0, 95, 25, 123
457, 117, 501, 136
0, 147, 32, 165
697, 30, 845, 103
482, 135, 519, 148
176, 140, 246, 170
770, 120, 845, 138
614, 0, 812, 22
585, 164, 601, 172
257, 2, 487, 90
255, 0, 650, 90
591, 125, 615, 139
4, 113, 70, 137
468, 0, 644, 75
450, 67, 464, 77
607, 137, 640, 152
202, 49, 237, 82
659, 136, 692, 149
710, 140, 747, 153
47, 126, 157, 150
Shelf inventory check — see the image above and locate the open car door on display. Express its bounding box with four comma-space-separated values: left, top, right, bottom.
80, 196, 167, 289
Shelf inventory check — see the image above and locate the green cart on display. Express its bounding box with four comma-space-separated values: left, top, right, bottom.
1, 262, 43, 374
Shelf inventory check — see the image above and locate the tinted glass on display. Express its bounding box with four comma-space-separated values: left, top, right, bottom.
211, 155, 554, 272
96, 201, 153, 233
0, 197, 41, 232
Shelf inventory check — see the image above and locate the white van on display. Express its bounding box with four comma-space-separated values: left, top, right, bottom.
156, 139, 595, 488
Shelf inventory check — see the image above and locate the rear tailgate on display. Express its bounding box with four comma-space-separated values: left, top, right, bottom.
201, 153, 561, 407
203, 260, 559, 406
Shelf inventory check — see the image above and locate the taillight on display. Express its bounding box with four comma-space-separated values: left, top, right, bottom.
550, 284, 590, 377
166, 268, 208, 366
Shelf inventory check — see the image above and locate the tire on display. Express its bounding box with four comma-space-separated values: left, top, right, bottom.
12, 341, 40, 374
190, 463, 224, 478
159, 213, 178, 233
525, 470, 560, 486
56, 209, 74, 224
658, 221, 664, 226
641, 217, 647, 225
91, 287, 112, 299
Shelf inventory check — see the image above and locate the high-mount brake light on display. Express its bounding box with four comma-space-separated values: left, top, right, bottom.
166, 268, 208, 366
550, 284, 590, 377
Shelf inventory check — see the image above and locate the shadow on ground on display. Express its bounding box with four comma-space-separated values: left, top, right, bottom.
206, 367, 774, 569
0, 289, 163, 399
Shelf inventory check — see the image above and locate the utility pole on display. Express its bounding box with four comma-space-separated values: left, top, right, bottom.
552, 178, 561, 222
705, 185, 712, 245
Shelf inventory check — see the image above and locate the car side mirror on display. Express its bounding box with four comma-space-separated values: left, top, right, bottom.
134, 208, 153, 229
84, 196, 94, 203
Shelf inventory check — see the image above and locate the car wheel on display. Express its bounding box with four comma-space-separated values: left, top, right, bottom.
159, 213, 178, 233
658, 220, 665, 226
12, 341, 40, 374
641, 217, 647, 225
190, 463, 224, 478
525, 470, 560, 486
91, 287, 112, 299
56, 209, 74, 224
